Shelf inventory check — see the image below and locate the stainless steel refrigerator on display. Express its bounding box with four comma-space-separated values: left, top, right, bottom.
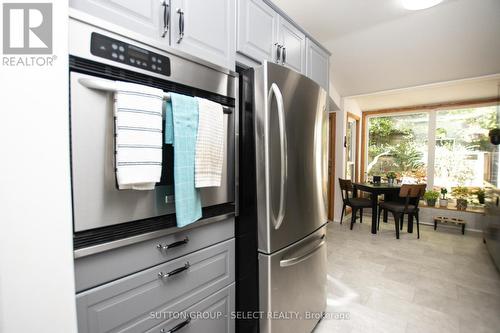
237, 61, 329, 333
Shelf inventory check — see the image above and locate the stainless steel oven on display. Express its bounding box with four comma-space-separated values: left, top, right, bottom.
69, 18, 237, 233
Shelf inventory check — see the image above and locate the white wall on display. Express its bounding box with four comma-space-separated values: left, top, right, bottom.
332, 97, 363, 223
0, 1, 78, 332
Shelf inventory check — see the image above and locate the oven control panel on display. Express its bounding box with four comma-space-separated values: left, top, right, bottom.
90, 33, 171, 76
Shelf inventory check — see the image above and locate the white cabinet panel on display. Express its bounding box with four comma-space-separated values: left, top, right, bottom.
171, 0, 236, 69
70, 0, 168, 44
237, 0, 278, 63
306, 38, 330, 90
278, 17, 306, 74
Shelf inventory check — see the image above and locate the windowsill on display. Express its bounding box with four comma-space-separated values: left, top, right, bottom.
420, 201, 485, 214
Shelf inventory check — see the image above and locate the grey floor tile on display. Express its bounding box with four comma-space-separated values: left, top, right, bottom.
315, 220, 500, 333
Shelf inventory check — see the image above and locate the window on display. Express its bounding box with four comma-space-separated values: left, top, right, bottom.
345, 113, 360, 180
366, 113, 428, 183
363, 103, 499, 189
434, 106, 498, 187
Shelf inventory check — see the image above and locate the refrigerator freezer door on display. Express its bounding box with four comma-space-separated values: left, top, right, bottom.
254, 62, 329, 253
259, 226, 327, 333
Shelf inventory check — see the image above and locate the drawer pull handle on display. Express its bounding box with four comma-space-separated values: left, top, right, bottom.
158, 262, 190, 279
157, 237, 189, 251
160, 317, 191, 333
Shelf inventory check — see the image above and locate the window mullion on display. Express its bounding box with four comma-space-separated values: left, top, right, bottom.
427, 110, 437, 189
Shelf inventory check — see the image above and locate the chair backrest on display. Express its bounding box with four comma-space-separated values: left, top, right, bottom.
338, 178, 353, 203
399, 184, 426, 199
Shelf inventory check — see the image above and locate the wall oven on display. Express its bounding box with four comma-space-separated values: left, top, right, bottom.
69, 18, 237, 239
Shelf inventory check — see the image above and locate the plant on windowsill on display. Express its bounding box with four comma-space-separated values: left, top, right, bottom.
423, 190, 439, 207
475, 188, 486, 205
386, 171, 397, 185
452, 186, 470, 211
439, 188, 448, 207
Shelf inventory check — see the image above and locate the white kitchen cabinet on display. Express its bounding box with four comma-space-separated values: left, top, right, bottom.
170, 0, 236, 70
306, 38, 330, 90
277, 17, 306, 74
237, 0, 278, 63
70, 0, 169, 45
236, 1, 306, 73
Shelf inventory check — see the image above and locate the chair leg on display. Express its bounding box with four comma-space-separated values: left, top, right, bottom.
360, 208, 363, 224
340, 205, 345, 225
392, 212, 400, 239
350, 208, 357, 230
416, 213, 420, 239
400, 215, 404, 230
377, 207, 383, 230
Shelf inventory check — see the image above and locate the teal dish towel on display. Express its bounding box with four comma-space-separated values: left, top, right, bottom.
164, 100, 174, 144
168, 93, 202, 227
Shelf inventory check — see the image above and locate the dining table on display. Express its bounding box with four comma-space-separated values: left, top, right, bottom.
352, 182, 414, 235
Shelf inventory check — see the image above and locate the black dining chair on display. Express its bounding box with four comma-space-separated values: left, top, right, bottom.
339, 178, 372, 230
377, 184, 426, 239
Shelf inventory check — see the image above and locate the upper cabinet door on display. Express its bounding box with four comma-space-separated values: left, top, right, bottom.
170, 0, 236, 70
237, 0, 278, 63
70, 0, 168, 44
306, 38, 330, 90
278, 17, 306, 74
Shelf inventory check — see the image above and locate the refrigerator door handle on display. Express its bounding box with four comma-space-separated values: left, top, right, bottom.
268, 83, 288, 230
280, 234, 326, 267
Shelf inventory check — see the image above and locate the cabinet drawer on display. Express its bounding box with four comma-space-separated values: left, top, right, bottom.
75, 218, 234, 292
76, 239, 235, 333
147, 283, 235, 333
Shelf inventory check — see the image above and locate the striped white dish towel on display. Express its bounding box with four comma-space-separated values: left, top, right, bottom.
114, 81, 164, 190
194, 97, 224, 188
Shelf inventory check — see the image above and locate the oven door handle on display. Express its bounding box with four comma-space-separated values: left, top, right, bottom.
78, 78, 233, 114
78, 77, 118, 93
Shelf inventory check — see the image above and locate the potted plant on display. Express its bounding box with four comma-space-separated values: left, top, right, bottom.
452, 186, 469, 211
439, 188, 448, 207
386, 171, 397, 185
423, 190, 439, 207
475, 188, 486, 205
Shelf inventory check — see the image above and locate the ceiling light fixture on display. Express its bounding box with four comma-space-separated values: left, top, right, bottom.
402, 0, 443, 10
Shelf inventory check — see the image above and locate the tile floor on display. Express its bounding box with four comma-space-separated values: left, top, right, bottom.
314, 218, 500, 333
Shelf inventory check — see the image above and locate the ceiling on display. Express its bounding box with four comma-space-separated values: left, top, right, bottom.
273, 0, 421, 41
351, 74, 500, 111
273, 0, 500, 97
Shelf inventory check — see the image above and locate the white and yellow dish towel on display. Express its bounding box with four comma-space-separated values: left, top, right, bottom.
114, 81, 164, 190
194, 97, 224, 188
